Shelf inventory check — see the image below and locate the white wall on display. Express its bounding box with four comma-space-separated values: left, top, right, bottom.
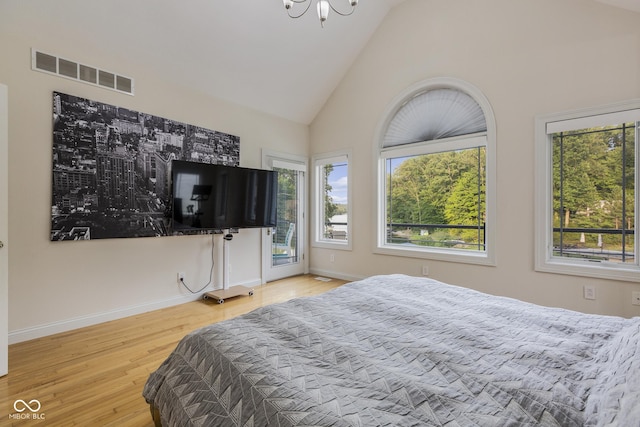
3, 0, 640, 344
1, 84, 8, 375
309, 0, 640, 317
0, 8, 309, 343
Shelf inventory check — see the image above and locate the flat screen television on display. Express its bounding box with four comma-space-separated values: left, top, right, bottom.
170, 160, 278, 232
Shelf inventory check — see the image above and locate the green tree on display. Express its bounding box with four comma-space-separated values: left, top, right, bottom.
553, 125, 635, 231
388, 147, 486, 245
388, 156, 446, 225
553, 131, 604, 227
275, 167, 296, 224
444, 169, 485, 241
323, 164, 339, 223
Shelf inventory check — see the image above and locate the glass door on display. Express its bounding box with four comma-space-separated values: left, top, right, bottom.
262, 154, 306, 282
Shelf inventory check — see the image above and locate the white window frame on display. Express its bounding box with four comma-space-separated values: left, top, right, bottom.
312, 149, 352, 250
373, 78, 496, 266
534, 99, 640, 282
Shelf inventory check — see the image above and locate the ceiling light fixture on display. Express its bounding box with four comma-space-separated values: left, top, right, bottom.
282, 0, 358, 27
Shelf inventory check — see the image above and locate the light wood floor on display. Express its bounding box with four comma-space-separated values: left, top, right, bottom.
0, 275, 347, 426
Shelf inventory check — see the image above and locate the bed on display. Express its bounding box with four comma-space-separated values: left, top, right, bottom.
143, 274, 640, 426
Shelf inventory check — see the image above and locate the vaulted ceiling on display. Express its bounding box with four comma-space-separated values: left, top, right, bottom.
4, 0, 638, 124
6, 0, 404, 124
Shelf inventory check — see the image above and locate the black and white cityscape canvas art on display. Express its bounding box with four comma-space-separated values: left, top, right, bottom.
50, 92, 240, 241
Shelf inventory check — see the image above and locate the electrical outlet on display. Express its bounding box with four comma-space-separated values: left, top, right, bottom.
421, 265, 429, 276
177, 272, 185, 282
583, 285, 596, 300
632, 291, 640, 306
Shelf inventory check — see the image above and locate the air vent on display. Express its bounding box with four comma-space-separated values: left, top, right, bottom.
31, 49, 134, 96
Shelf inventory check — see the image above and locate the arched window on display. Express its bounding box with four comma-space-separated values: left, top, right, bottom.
374, 78, 496, 265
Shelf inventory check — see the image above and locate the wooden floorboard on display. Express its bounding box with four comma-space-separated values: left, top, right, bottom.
0, 274, 347, 426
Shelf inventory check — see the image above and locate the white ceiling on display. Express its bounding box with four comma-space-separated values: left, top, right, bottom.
4, 0, 638, 124
10, 0, 404, 124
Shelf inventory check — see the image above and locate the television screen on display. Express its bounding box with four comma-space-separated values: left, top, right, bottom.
242, 168, 278, 228
171, 160, 277, 231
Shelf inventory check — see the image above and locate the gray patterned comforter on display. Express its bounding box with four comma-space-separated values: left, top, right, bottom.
143, 274, 640, 426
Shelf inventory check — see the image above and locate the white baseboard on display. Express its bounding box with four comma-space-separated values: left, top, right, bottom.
308, 268, 365, 283
8, 293, 200, 344
9, 277, 263, 345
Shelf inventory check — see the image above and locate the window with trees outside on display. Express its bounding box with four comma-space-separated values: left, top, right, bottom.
535, 101, 640, 282
313, 150, 351, 250
375, 79, 496, 265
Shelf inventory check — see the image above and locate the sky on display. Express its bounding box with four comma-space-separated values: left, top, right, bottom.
327, 162, 348, 205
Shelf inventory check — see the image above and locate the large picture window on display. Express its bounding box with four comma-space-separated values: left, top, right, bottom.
535, 101, 640, 281
375, 78, 496, 265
